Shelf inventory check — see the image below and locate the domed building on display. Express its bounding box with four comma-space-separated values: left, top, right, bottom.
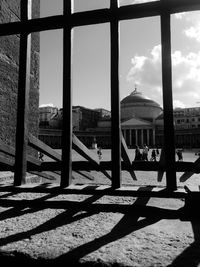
39, 88, 163, 149
121, 88, 162, 122
121, 88, 163, 147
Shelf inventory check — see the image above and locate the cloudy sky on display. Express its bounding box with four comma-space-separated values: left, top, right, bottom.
39, 0, 200, 110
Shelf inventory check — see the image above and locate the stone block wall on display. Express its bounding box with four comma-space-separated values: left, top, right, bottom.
0, 0, 40, 147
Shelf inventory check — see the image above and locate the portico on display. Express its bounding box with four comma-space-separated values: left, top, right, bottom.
121, 117, 155, 147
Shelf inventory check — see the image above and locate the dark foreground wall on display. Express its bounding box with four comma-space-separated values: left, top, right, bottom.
0, 0, 40, 147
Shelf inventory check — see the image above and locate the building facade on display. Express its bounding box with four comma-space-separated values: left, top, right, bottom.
39, 90, 200, 149
120, 89, 162, 147
39, 106, 111, 148
39, 105, 58, 128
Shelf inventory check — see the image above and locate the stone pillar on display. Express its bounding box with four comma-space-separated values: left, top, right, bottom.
124, 129, 127, 144
153, 128, 156, 146
141, 129, 144, 146
129, 128, 132, 147
135, 129, 138, 146
147, 129, 150, 146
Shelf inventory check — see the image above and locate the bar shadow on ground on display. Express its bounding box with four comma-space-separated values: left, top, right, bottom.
0, 186, 199, 266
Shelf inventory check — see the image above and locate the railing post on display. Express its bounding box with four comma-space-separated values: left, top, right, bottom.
61, 0, 72, 187
160, 4, 177, 190
110, 0, 121, 188
14, 0, 32, 186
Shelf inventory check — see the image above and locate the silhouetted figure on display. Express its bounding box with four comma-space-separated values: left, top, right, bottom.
156, 147, 159, 156
150, 149, 157, 161
142, 144, 149, 161
97, 147, 102, 160
134, 145, 142, 161
39, 152, 44, 161
176, 149, 183, 161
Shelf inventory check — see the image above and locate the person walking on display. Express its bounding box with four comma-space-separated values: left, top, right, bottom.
97, 147, 102, 160
176, 149, 183, 161
142, 144, 149, 161
39, 151, 44, 161
156, 147, 159, 156
134, 145, 142, 161
150, 148, 157, 161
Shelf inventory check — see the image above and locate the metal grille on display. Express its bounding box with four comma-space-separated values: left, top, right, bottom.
1, 0, 200, 193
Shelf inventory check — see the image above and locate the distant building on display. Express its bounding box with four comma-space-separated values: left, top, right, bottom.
46, 105, 111, 131
121, 88, 162, 123
173, 107, 200, 148
72, 106, 100, 130
174, 107, 200, 130
39, 105, 58, 128
120, 89, 162, 147
39, 105, 111, 148
94, 108, 111, 119
38, 92, 200, 149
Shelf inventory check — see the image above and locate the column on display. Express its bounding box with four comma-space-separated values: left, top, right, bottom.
141, 129, 144, 146
129, 128, 132, 147
135, 129, 138, 146
153, 128, 156, 146
124, 129, 127, 144
147, 129, 150, 146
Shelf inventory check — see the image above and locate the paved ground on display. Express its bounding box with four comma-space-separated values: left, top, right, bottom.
0, 178, 199, 267
0, 149, 200, 266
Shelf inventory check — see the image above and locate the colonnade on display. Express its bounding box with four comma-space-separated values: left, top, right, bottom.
122, 128, 155, 148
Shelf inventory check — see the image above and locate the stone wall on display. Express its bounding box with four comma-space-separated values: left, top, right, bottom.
0, 0, 40, 147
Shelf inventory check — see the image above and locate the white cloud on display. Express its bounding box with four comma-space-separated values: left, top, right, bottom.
174, 12, 186, 19
127, 44, 161, 87
127, 45, 200, 107
184, 24, 200, 42
173, 100, 185, 108
177, 12, 200, 42
39, 103, 55, 108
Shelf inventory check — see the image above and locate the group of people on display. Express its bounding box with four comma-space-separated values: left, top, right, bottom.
135, 145, 185, 162
134, 144, 159, 161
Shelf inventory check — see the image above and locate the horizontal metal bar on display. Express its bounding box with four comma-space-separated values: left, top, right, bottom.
0, 0, 200, 36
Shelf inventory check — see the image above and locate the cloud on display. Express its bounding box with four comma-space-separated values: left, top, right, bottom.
174, 12, 186, 19
39, 103, 55, 108
184, 24, 200, 42
127, 45, 161, 84
127, 45, 200, 107
176, 11, 200, 42
173, 100, 185, 109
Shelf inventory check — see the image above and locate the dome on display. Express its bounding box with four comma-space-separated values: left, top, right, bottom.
121, 89, 160, 107
121, 89, 162, 122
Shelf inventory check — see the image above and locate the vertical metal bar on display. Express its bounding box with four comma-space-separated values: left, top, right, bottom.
110, 0, 121, 188
61, 0, 72, 187
14, 0, 32, 186
160, 8, 177, 190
